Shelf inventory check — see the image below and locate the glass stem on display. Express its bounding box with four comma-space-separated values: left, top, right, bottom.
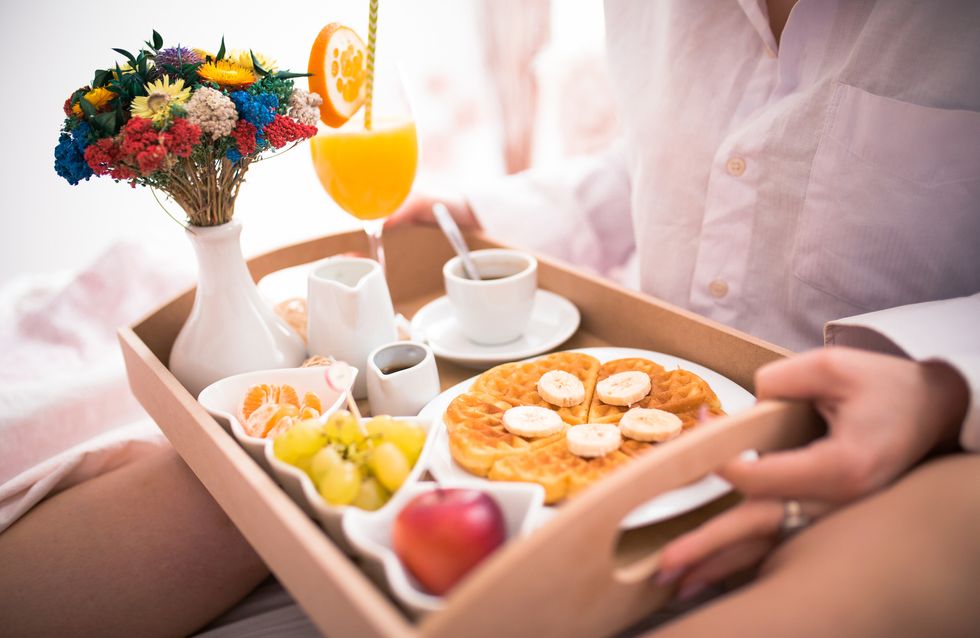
364, 218, 386, 276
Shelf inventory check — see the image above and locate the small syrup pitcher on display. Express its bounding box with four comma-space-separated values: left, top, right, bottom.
307, 257, 397, 398
366, 341, 441, 417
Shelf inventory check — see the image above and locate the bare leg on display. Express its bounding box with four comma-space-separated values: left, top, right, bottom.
648, 454, 980, 637
0, 447, 268, 637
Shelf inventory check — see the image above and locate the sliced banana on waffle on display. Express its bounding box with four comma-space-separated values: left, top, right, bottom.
596, 371, 652, 406
502, 406, 565, 438
619, 407, 682, 442
566, 423, 622, 458
537, 370, 586, 407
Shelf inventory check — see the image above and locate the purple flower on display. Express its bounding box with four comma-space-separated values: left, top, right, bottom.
155, 46, 203, 71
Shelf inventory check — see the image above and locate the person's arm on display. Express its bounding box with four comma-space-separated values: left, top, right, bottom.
824, 292, 980, 451
653, 294, 979, 598
388, 143, 634, 278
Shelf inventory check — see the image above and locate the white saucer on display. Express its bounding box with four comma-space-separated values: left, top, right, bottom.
410, 291, 580, 368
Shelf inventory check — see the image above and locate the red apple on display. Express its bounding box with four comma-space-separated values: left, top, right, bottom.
392, 488, 506, 595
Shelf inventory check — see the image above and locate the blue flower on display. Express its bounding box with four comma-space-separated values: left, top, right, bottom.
226, 147, 243, 163
54, 124, 94, 185
230, 91, 277, 129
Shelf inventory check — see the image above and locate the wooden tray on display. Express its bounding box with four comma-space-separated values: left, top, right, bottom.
119, 226, 822, 637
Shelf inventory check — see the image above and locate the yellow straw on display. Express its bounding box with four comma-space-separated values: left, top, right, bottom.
364, 0, 379, 130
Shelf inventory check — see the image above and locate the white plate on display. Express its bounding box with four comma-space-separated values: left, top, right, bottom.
410, 291, 581, 369
256, 262, 316, 303
419, 347, 756, 529
343, 480, 545, 616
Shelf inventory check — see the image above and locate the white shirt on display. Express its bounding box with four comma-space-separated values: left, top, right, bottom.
467, 0, 980, 448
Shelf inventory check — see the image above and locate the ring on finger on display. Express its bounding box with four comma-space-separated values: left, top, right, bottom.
779, 499, 811, 539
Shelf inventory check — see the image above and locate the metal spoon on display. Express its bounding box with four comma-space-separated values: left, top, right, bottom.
432, 202, 481, 280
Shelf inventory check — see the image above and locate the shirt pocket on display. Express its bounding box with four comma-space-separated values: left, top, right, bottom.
793, 82, 980, 312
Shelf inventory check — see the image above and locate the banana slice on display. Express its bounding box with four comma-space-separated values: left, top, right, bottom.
537, 370, 586, 407
596, 371, 652, 406
566, 423, 622, 458
502, 406, 565, 438
619, 407, 683, 442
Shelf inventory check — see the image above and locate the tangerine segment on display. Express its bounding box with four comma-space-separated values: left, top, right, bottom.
240, 383, 315, 438
309, 23, 367, 127
301, 392, 322, 413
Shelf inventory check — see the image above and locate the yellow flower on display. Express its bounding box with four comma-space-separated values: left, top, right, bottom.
72, 86, 116, 116
192, 48, 213, 61
197, 59, 256, 90
230, 49, 278, 73
130, 75, 192, 122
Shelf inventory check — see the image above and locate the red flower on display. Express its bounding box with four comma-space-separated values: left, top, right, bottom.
162, 118, 201, 158
119, 117, 159, 158
264, 114, 318, 149
136, 146, 167, 174
230, 119, 258, 157
84, 138, 120, 176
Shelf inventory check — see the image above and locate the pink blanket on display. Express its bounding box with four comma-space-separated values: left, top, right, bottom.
0, 242, 192, 532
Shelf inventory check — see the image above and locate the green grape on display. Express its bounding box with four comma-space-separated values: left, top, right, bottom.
323, 410, 351, 442
383, 421, 427, 464
369, 441, 411, 492
339, 417, 366, 445
365, 415, 396, 437
350, 477, 390, 511
308, 446, 342, 488
318, 461, 362, 505
273, 420, 326, 471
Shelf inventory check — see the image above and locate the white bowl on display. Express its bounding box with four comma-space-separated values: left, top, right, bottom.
265, 415, 437, 552
198, 366, 350, 471
343, 480, 545, 616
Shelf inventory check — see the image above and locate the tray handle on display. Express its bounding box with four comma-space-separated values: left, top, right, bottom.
420, 400, 824, 638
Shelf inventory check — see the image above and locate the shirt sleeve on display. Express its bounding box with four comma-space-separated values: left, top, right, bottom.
824, 293, 980, 452
465, 142, 634, 279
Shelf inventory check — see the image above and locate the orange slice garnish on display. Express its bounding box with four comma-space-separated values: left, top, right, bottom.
309, 23, 367, 127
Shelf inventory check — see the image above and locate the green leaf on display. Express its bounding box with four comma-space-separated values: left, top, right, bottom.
250, 50, 269, 77
92, 69, 112, 88
153, 29, 163, 50
216, 36, 225, 61
112, 47, 136, 66
273, 71, 313, 80
94, 112, 117, 135
79, 96, 97, 118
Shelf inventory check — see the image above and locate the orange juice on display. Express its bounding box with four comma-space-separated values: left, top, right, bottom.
310, 119, 418, 221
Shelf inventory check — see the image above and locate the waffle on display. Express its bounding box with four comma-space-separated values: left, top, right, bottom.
486, 437, 658, 504
588, 361, 723, 427
444, 391, 564, 476
445, 350, 726, 503
471, 352, 601, 425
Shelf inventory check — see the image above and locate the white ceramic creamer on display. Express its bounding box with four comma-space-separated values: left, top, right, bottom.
307, 257, 397, 399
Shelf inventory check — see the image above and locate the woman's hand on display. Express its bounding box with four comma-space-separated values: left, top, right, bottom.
655, 347, 969, 600
384, 191, 481, 230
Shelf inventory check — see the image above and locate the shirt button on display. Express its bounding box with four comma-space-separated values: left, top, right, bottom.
726, 157, 746, 177
708, 279, 729, 298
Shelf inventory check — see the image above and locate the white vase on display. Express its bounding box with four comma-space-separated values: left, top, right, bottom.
169, 220, 306, 397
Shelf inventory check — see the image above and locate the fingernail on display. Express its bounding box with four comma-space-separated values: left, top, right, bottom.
677, 581, 709, 602
654, 567, 684, 587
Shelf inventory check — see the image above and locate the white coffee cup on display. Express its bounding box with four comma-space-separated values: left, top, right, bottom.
366, 341, 441, 416
443, 249, 537, 345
